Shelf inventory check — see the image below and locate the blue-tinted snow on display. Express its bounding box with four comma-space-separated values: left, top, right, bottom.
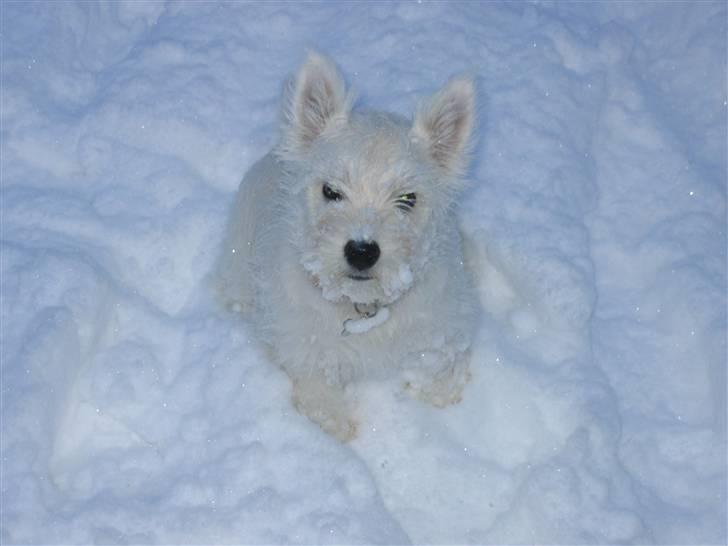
2, 2, 725, 544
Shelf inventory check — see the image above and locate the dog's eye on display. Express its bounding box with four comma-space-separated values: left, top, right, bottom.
395, 192, 417, 211
322, 183, 343, 202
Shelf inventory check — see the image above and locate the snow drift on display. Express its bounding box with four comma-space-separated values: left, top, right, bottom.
2, 2, 725, 544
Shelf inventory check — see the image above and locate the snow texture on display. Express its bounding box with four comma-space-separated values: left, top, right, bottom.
2, 2, 725, 544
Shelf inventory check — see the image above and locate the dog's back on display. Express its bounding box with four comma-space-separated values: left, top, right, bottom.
216, 153, 281, 312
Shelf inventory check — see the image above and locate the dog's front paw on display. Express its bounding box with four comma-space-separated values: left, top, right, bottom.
404, 352, 472, 408
405, 375, 469, 407
292, 377, 358, 442
308, 409, 358, 442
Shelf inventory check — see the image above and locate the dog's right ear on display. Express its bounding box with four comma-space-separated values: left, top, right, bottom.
281, 52, 351, 155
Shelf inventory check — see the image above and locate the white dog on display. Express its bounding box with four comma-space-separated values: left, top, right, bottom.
217, 53, 478, 440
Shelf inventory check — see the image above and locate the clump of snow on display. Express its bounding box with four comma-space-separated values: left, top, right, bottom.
2, 2, 725, 544
397, 263, 413, 288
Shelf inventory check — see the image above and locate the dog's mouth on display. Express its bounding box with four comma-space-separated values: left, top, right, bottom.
347, 273, 374, 282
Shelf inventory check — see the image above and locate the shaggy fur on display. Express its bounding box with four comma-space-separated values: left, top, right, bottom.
217, 53, 478, 440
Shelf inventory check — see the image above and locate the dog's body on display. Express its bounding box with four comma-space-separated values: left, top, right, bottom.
217, 54, 478, 440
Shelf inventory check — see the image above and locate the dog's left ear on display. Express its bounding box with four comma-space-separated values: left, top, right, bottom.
411, 77, 475, 177
281, 52, 351, 155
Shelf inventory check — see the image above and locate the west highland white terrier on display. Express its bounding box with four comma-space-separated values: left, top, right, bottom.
217, 53, 478, 441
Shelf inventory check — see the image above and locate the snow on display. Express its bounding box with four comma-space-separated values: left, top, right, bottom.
2, 2, 725, 544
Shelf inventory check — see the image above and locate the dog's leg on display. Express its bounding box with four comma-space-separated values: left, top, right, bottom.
291, 376, 358, 442
404, 350, 472, 408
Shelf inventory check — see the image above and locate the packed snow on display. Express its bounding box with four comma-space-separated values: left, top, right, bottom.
2, 2, 725, 544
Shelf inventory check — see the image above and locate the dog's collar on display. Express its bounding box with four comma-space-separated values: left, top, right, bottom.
305, 270, 392, 335
342, 301, 390, 336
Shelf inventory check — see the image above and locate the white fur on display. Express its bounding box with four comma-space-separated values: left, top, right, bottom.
217, 53, 478, 440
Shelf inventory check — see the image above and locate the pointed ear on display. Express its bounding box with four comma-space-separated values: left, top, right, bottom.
411, 77, 475, 176
281, 52, 350, 154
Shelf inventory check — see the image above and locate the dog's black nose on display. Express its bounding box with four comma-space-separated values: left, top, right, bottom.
344, 240, 380, 271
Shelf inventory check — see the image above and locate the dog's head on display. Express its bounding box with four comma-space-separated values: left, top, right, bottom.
276, 53, 475, 306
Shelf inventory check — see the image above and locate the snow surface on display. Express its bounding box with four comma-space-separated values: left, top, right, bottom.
2, 2, 726, 544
